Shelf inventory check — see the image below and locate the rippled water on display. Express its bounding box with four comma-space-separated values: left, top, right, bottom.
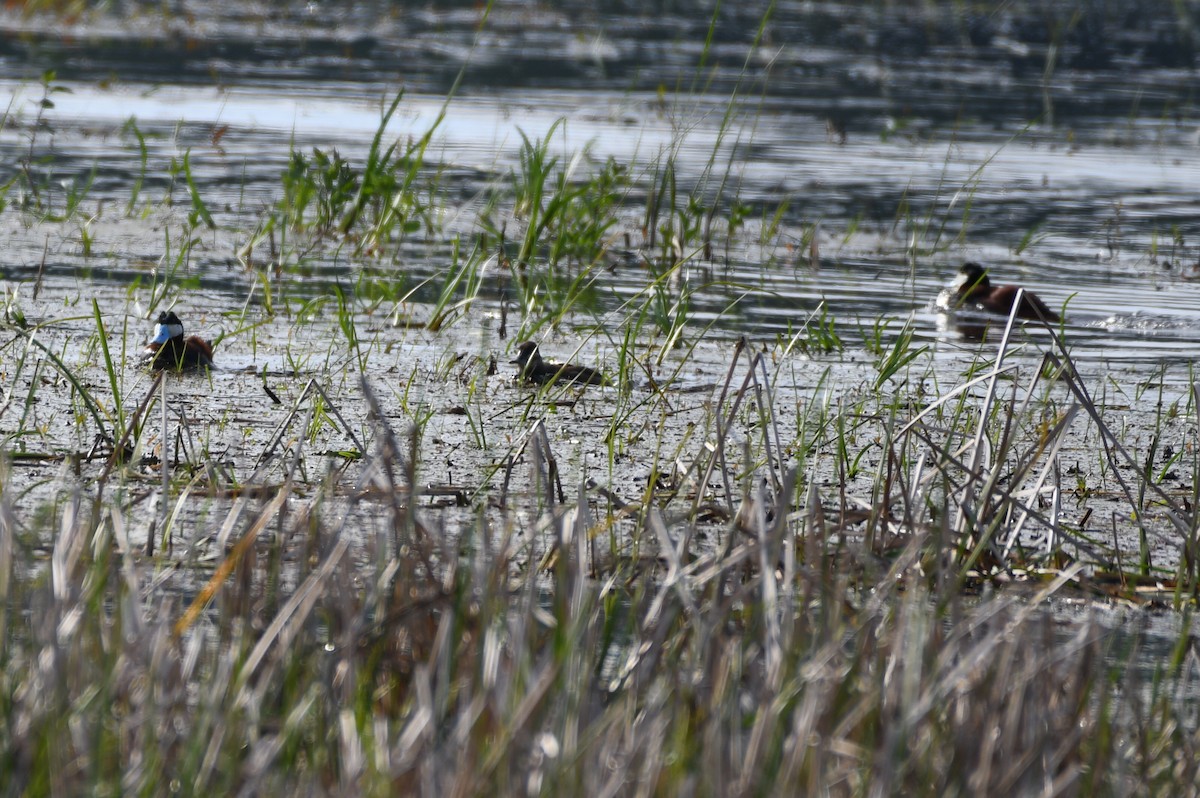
0, 0, 1198, 381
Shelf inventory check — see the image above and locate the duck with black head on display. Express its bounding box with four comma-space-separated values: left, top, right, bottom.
143, 311, 214, 370
943, 262, 1061, 323
511, 341, 606, 387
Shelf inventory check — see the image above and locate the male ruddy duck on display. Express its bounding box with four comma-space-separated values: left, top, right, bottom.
143, 311, 214, 370
946, 262, 1061, 323
511, 341, 606, 386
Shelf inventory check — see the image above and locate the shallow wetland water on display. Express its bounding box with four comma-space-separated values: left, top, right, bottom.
3, 1, 1200, 792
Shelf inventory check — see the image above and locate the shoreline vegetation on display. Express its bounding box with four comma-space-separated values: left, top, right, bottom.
1, 1, 1200, 794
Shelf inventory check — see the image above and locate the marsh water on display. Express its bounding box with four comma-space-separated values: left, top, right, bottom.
1, 2, 1199, 766
2, 0, 1199, 373
2, 5, 1200, 594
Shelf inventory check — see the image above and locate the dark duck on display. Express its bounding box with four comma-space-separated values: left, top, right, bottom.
945, 262, 1061, 323
511, 341, 605, 387
143, 311, 214, 370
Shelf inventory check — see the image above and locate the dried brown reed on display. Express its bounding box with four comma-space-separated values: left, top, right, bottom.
1, 305, 1199, 795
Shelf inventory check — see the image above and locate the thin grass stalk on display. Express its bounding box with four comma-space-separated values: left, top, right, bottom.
689, 337, 750, 520
1045, 353, 1189, 537
2, 318, 109, 436
153, 368, 168, 556
954, 301, 1020, 552
92, 301, 123, 429
1001, 403, 1080, 558
258, 378, 364, 469
0, 456, 10, 642
233, 533, 345, 709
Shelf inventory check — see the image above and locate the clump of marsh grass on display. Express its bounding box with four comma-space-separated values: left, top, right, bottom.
2, 300, 1199, 793
3, 9, 1200, 791
269, 92, 441, 253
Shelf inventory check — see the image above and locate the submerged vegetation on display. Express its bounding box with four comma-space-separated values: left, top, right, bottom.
0, 0, 1199, 794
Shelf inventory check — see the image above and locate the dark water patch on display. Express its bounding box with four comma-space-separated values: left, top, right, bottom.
3, 0, 1198, 136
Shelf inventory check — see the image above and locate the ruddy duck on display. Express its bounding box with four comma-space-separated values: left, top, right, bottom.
143, 311, 214, 370
946, 262, 1061, 323
511, 341, 605, 386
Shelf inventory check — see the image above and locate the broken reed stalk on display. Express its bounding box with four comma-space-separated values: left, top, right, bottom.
953, 303, 1022, 560
531, 420, 565, 506
689, 336, 748, 521
258, 377, 364, 468
499, 417, 565, 510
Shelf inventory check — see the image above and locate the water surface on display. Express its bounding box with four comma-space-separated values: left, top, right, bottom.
0, 0, 1197, 386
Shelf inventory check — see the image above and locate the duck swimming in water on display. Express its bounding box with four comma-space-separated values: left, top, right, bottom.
511, 341, 606, 387
143, 311, 214, 370
944, 262, 1061, 323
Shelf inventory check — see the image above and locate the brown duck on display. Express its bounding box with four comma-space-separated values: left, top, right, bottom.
511, 341, 605, 386
143, 311, 215, 370
948, 262, 1061, 323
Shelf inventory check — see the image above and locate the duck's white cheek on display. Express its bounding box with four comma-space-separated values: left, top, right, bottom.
151, 323, 184, 344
